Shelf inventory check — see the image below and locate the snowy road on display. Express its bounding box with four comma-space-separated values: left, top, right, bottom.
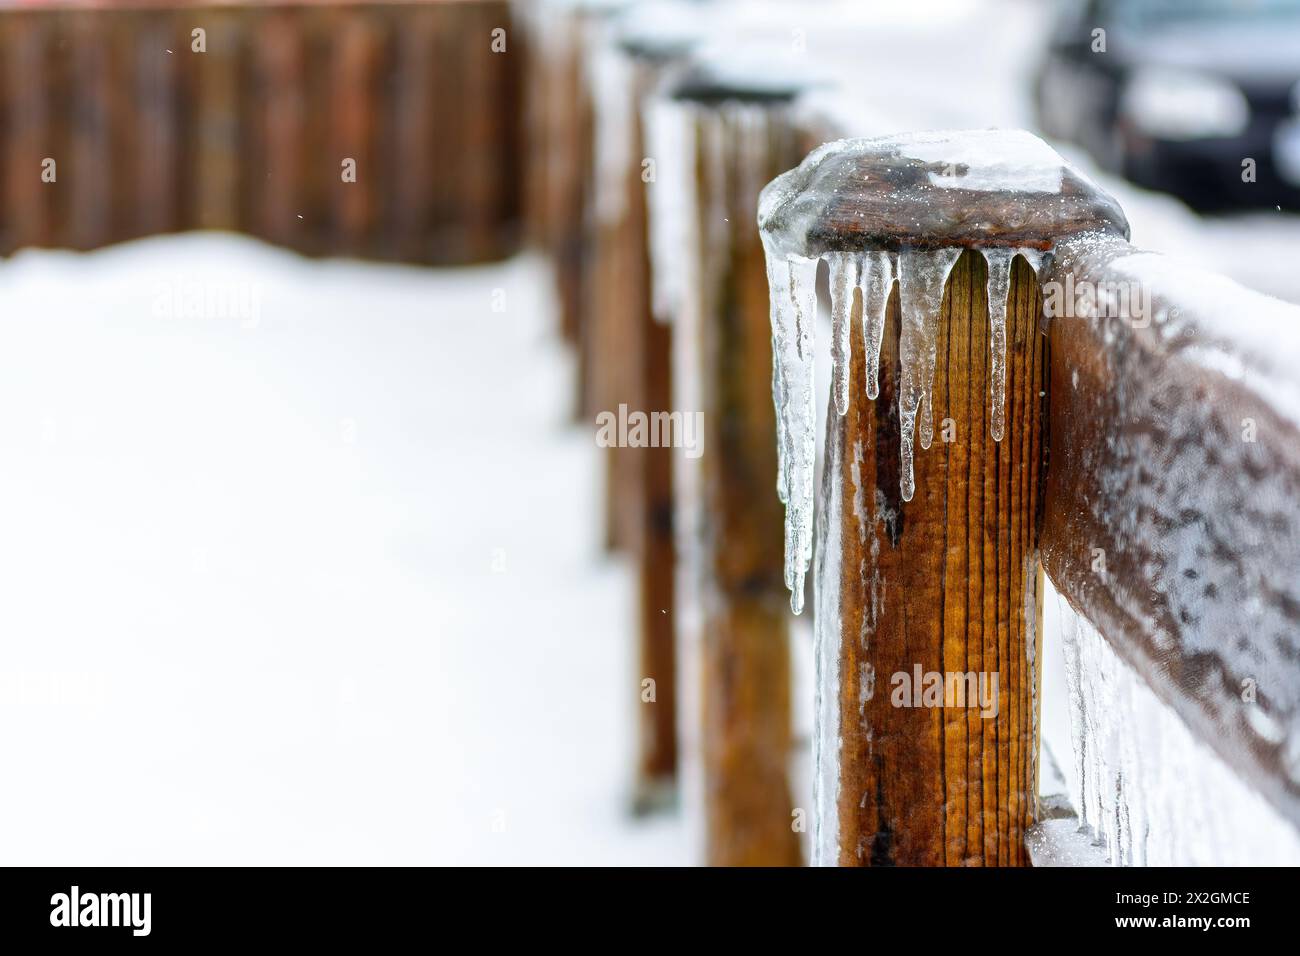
0, 235, 689, 864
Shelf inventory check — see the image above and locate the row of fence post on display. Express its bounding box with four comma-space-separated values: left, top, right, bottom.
525, 0, 1082, 867
530, 0, 1300, 866
525, 1, 815, 865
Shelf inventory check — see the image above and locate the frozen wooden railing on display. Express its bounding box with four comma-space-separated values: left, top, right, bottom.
759, 129, 1300, 865
1038, 234, 1300, 860
0, 0, 522, 263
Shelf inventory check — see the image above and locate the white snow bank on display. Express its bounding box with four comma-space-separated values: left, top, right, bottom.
0, 233, 689, 865
1111, 249, 1300, 433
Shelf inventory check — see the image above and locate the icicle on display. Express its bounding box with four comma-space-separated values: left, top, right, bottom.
984, 248, 1015, 444
858, 250, 897, 402
764, 239, 819, 613
897, 248, 961, 503
772, 337, 787, 505
755, 130, 1124, 598
827, 253, 858, 417
1018, 247, 1048, 277
985, 246, 1050, 442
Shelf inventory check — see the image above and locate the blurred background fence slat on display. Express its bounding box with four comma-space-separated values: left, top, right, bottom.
0, 0, 523, 264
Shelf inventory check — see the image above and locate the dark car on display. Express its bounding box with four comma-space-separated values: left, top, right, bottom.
1034, 0, 1300, 210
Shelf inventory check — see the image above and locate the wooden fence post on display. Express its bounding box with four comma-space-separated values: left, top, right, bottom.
757, 131, 1128, 865
667, 68, 810, 865
519, 3, 610, 362
576, 23, 694, 809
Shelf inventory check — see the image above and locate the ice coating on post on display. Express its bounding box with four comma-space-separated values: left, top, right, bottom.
898, 248, 961, 502
858, 250, 896, 402
763, 244, 819, 614
757, 129, 1127, 612
826, 253, 855, 417
985, 246, 1047, 442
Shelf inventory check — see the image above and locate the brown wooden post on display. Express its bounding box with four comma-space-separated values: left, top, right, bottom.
566, 10, 625, 421
583, 37, 685, 811
456, 1, 497, 264
667, 69, 811, 865
834, 249, 1046, 865
757, 132, 1128, 865
428, 4, 466, 263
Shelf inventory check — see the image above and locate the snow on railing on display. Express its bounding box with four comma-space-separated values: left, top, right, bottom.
1039, 232, 1300, 861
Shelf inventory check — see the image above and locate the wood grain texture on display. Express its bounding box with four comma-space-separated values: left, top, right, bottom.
826, 250, 1046, 865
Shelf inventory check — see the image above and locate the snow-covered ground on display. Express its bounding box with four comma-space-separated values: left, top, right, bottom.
0, 234, 690, 865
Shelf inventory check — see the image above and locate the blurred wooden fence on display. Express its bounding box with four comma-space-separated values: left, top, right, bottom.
0, 0, 522, 263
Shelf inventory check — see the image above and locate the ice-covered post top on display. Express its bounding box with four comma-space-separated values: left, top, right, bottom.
757, 129, 1128, 612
